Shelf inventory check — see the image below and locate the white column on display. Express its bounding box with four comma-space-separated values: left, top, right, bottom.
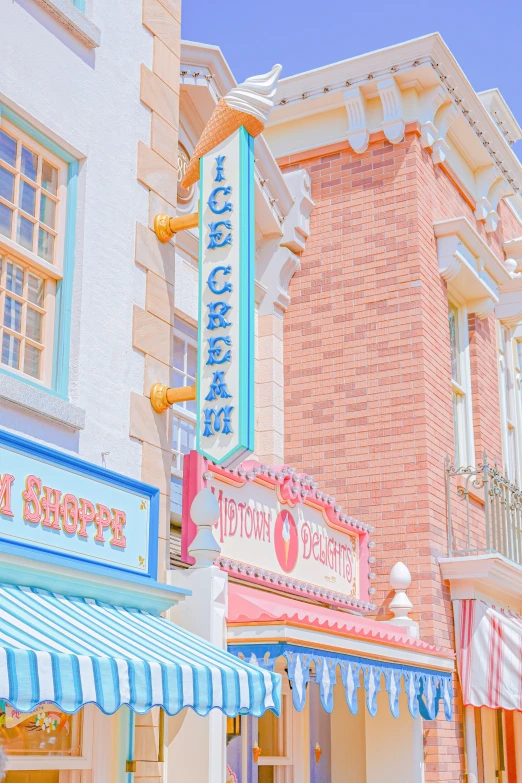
167, 489, 227, 783
464, 705, 479, 783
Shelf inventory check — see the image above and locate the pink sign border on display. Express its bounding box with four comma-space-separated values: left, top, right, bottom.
181, 451, 374, 612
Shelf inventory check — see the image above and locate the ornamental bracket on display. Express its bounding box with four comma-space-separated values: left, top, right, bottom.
150, 383, 196, 413
153, 211, 199, 243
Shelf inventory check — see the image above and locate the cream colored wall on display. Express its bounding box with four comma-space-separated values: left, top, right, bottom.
364, 690, 424, 783
331, 679, 366, 782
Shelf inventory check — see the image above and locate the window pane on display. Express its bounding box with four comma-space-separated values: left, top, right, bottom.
453, 391, 460, 467
187, 343, 197, 379
26, 308, 42, 342
27, 273, 44, 307
23, 343, 41, 379
0, 203, 12, 238
0, 702, 82, 755
41, 161, 58, 195
4, 297, 22, 332
21, 146, 38, 181
179, 419, 195, 455
0, 131, 16, 168
172, 370, 184, 389
449, 307, 460, 383
38, 228, 54, 263
19, 180, 36, 216
258, 710, 284, 756
17, 215, 34, 251
6, 262, 23, 296
174, 335, 184, 371
1, 332, 20, 369
40, 194, 56, 229
0, 166, 15, 203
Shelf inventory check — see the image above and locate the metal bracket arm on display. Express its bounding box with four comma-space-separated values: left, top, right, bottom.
154, 211, 199, 243
150, 383, 196, 413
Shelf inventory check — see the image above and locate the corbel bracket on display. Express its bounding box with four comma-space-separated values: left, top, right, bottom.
150, 383, 196, 413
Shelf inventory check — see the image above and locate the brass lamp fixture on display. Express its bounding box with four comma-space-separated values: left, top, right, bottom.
154, 210, 199, 243
150, 383, 196, 414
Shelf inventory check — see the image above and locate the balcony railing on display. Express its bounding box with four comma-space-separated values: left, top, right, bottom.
445, 452, 522, 565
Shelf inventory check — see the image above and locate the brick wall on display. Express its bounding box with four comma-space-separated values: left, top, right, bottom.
279, 130, 520, 782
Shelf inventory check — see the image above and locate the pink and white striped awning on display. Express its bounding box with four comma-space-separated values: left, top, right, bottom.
455, 599, 522, 711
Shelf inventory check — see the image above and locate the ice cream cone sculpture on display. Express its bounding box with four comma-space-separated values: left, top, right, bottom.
314, 743, 322, 763
181, 64, 282, 190
252, 741, 262, 763
282, 515, 291, 567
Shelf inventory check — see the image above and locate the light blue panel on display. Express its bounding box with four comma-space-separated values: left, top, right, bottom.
0, 428, 159, 581
309, 677, 332, 783
71, 0, 86, 10
0, 104, 79, 401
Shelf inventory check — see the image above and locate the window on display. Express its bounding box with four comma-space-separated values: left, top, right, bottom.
498, 325, 521, 483
449, 303, 474, 467
172, 319, 197, 475
0, 703, 93, 779
0, 111, 77, 396
0, 126, 63, 266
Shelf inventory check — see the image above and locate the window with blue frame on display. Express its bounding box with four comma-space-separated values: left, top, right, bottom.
0, 107, 78, 399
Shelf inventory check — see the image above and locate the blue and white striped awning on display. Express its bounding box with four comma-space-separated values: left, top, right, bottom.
0, 583, 279, 717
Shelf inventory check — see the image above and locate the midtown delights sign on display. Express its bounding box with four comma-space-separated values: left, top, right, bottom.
182, 451, 374, 611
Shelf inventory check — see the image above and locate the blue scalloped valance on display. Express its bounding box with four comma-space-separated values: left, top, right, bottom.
229, 642, 452, 721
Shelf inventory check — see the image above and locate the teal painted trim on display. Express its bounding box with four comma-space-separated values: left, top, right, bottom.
71, 0, 86, 11
196, 156, 204, 457
52, 159, 78, 396
0, 103, 79, 400
239, 127, 255, 455
0, 104, 76, 163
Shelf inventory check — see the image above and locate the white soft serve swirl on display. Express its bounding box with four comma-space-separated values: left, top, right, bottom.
223, 64, 283, 124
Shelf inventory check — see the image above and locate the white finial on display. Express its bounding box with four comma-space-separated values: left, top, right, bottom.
188, 489, 221, 568
505, 256, 518, 277
388, 562, 418, 638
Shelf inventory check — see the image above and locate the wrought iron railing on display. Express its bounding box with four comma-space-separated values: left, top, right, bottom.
445, 452, 522, 564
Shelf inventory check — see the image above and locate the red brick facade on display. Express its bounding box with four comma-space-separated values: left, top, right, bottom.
279, 129, 521, 781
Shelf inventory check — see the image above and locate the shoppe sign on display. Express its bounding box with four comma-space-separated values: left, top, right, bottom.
0, 429, 159, 580
182, 451, 373, 610
196, 127, 255, 469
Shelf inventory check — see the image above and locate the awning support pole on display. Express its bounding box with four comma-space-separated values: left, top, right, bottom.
158, 707, 165, 763
464, 705, 479, 783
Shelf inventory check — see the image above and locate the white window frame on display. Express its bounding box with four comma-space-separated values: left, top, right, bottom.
498, 323, 522, 484
171, 319, 197, 478
5, 705, 94, 777
0, 118, 68, 388
449, 299, 475, 468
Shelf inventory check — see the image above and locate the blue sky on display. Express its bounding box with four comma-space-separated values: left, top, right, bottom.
183, 0, 522, 158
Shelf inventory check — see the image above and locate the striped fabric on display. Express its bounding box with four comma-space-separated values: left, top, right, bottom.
0, 583, 279, 717
454, 598, 522, 711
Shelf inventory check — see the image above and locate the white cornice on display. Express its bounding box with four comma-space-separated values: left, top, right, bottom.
479, 89, 522, 145
440, 554, 522, 605
267, 34, 522, 210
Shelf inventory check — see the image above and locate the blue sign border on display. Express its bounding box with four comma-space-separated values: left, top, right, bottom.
196, 126, 255, 465
0, 428, 159, 583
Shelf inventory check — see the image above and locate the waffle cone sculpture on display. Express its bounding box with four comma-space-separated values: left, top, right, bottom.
181, 64, 282, 189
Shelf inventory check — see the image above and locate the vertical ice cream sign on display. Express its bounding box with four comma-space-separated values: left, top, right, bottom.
183, 66, 282, 469
197, 131, 254, 468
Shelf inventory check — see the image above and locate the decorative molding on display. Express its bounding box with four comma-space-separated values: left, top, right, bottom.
478, 89, 522, 146
497, 277, 522, 327
32, 0, 101, 48
474, 164, 513, 233
419, 85, 447, 148
344, 87, 369, 153
434, 217, 511, 317
440, 554, 522, 604
377, 77, 405, 144
504, 237, 522, 273
280, 169, 314, 254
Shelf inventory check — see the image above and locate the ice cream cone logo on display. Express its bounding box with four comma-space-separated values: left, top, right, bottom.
274, 510, 298, 573
314, 743, 322, 763
181, 64, 282, 190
